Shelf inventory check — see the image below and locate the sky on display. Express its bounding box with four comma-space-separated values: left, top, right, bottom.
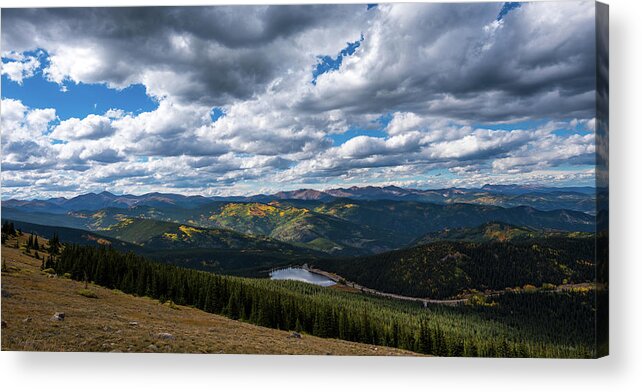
1, 2, 599, 199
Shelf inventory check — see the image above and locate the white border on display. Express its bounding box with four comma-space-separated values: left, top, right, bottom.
2, 1, 641, 391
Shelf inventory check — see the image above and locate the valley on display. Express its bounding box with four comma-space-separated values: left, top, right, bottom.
0, 184, 606, 357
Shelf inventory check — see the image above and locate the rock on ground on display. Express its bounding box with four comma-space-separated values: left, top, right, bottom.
51, 312, 65, 321
157, 332, 174, 340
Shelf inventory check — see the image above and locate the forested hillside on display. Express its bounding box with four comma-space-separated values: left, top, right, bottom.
2, 192, 597, 257
5, 220, 320, 277
412, 222, 594, 244
314, 237, 596, 298
48, 243, 599, 357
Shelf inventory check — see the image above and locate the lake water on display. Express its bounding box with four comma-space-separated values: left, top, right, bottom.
269, 267, 336, 287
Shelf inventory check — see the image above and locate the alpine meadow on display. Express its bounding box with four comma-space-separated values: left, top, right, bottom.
0, 1, 609, 358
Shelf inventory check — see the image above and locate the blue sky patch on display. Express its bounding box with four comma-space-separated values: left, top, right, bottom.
376, 112, 393, 128
210, 107, 225, 123
330, 127, 387, 146
329, 113, 393, 145
312, 35, 364, 84
496, 2, 522, 21
1, 51, 158, 120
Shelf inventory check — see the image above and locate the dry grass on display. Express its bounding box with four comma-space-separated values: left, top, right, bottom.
1, 236, 416, 356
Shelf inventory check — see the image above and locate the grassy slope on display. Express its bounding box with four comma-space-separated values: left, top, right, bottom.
0, 238, 414, 355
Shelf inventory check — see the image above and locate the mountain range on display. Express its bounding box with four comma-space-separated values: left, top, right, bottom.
2, 199, 595, 256
2, 184, 599, 214
2, 184, 599, 277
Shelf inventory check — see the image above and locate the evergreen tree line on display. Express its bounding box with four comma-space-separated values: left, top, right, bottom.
316, 237, 597, 299
2, 221, 17, 236
26, 233, 40, 251
1, 221, 16, 244
54, 244, 596, 358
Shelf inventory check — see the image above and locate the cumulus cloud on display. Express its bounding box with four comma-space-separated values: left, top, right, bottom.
51, 115, 116, 140
1, 6, 368, 104
491, 132, 595, 173
296, 2, 596, 122
425, 129, 534, 161
1, 99, 58, 172
1, 52, 40, 84
0, 3, 600, 197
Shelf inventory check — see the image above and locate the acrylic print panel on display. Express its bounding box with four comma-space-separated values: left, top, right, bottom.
0, 1, 608, 358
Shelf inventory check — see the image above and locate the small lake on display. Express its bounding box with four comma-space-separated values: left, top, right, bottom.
269, 267, 336, 287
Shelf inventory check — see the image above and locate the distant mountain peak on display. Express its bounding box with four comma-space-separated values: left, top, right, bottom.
274, 188, 331, 200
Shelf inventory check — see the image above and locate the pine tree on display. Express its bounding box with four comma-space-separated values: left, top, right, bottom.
1, 221, 16, 236
433, 327, 447, 356
417, 320, 432, 354
48, 233, 61, 255
294, 317, 303, 333
465, 341, 479, 357
451, 339, 465, 357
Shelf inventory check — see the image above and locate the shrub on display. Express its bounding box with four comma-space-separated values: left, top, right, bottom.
164, 300, 179, 310
77, 289, 98, 299
467, 294, 487, 306
522, 284, 537, 293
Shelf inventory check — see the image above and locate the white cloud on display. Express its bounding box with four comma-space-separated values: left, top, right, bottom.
1, 99, 58, 172
1, 52, 40, 84
491, 132, 595, 173
50, 114, 116, 140
426, 129, 534, 160
1, 98, 56, 142
0, 3, 599, 197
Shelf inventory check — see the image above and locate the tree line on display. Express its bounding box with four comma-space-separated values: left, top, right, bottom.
315, 238, 597, 298
53, 243, 596, 358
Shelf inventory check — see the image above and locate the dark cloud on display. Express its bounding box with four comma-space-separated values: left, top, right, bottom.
1, 2, 600, 196
1, 5, 367, 105
298, 2, 597, 123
